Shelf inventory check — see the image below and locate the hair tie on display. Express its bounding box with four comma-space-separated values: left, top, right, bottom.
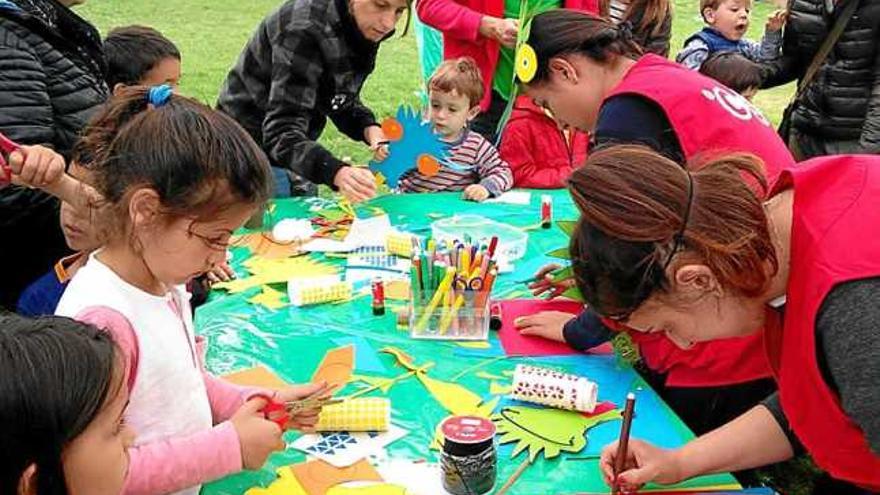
617, 21, 635, 43
147, 84, 173, 107
661, 170, 694, 271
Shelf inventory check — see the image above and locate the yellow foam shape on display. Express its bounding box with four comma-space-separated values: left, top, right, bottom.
245, 467, 307, 495
290, 281, 352, 306
385, 231, 415, 258
248, 285, 287, 310
317, 397, 390, 431
215, 256, 337, 293
327, 484, 407, 495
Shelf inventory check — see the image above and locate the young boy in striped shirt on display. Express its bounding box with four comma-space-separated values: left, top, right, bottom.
398, 57, 513, 201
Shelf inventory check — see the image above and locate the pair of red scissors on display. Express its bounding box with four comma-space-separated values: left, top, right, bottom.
0, 132, 91, 208
255, 393, 344, 429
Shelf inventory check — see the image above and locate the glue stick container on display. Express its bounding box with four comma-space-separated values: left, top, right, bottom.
440, 415, 496, 495
511, 364, 598, 413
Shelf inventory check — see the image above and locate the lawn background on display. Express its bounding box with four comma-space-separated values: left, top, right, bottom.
77, 0, 794, 166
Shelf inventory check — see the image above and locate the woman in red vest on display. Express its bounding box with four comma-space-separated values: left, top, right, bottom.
415, 0, 671, 140
573, 145, 880, 493
513, 8, 795, 437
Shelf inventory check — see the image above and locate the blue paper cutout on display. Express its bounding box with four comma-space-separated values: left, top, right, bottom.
370, 105, 464, 188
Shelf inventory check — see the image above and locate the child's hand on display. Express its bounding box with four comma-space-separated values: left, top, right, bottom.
231, 397, 285, 470
766, 10, 787, 32
8, 145, 65, 188
514, 311, 575, 342
274, 382, 335, 433
206, 262, 236, 284
462, 184, 490, 202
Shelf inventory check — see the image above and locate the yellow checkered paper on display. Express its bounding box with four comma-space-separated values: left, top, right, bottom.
290, 281, 352, 306
385, 231, 415, 258
316, 398, 390, 431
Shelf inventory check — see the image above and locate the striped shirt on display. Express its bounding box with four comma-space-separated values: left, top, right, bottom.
398, 130, 514, 195
609, 0, 629, 24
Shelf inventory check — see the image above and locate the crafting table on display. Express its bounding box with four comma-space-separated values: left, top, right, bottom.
196, 190, 739, 495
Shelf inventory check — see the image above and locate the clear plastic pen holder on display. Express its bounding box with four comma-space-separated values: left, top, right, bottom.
409, 289, 490, 341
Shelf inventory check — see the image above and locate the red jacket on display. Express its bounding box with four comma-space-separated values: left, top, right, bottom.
499, 96, 590, 188
416, 0, 599, 110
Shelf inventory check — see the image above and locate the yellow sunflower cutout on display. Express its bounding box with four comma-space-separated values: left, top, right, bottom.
515, 43, 538, 83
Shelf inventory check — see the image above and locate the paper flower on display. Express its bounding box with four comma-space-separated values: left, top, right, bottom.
516, 43, 538, 83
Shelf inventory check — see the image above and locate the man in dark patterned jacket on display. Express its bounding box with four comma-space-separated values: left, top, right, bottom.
218, 0, 410, 202
0, 0, 108, 310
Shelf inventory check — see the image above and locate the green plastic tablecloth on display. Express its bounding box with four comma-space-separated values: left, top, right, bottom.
196, 190, 738, 494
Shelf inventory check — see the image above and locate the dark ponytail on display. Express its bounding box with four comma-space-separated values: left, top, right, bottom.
0, 313, 119, 495
79, 86, 273, 242
527, 9, 643, 84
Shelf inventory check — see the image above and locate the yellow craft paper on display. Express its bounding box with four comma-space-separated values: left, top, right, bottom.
327, 484, 408, 495
245, 467, 308, 495
384, 280, 410, 301
316, 397, 390, 431
455, 341, 491, 349
233, 232, 302, 259
475, 371, 505, 380
381, 346, 497, 417
490, 381, 512, 395
248, 285, 287, 310
214, 256, 337, 293
352, 374, 396, 394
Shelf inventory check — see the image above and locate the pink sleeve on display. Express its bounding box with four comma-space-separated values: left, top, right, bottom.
75, 307, 140, 392
416, 0, 484, 42
74, 309, 244, 495
122, 422, 242, 495
194, 336, 268, 423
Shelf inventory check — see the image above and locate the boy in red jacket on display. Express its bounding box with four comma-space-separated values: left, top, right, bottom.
499, 95, 590, 189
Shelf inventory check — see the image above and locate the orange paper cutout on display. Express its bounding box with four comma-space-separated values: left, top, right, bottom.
416, 154, 441, 176
222, 366, 288, 389
233, 232, 302, 259
381, 117, 404, 141
290, 459, 383, 495
312, 345, 354, 389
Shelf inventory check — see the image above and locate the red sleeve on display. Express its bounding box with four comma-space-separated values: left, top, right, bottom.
500, 122, 572, 189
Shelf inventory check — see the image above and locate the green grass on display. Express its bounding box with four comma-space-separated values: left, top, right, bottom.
78, 0, 792, 165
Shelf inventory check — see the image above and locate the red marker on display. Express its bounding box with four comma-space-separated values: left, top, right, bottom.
487, 235, 499, 259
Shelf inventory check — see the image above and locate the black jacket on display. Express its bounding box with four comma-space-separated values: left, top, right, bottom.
0, 0, 108, 309
761, 0, 880, 152
217, 0, 381, 188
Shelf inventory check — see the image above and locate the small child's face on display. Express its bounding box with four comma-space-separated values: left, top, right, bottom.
61, 369, 134, 495
59, 162, 100, 252
705, 0, 751, 41
134, 194, 255, 286
139, 56, 181, 89
741, 86, 758, 101
427, 89, 479, 139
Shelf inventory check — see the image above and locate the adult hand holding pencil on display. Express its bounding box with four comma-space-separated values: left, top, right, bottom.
599, 393, 686, 492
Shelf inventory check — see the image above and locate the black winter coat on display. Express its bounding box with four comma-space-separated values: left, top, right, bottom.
0, 0, 108, 309
762, 0, 880, 155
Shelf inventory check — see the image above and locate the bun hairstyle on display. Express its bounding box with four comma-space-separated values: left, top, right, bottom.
77, 86, 272, 242
567, 145, 777, 318
526, 9, 643, 85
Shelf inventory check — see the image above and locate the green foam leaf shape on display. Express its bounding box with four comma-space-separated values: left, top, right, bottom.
492, 406, 620, 462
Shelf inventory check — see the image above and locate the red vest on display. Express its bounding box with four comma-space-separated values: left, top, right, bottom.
764, 155, 880, 490
599, 55, 796, 387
